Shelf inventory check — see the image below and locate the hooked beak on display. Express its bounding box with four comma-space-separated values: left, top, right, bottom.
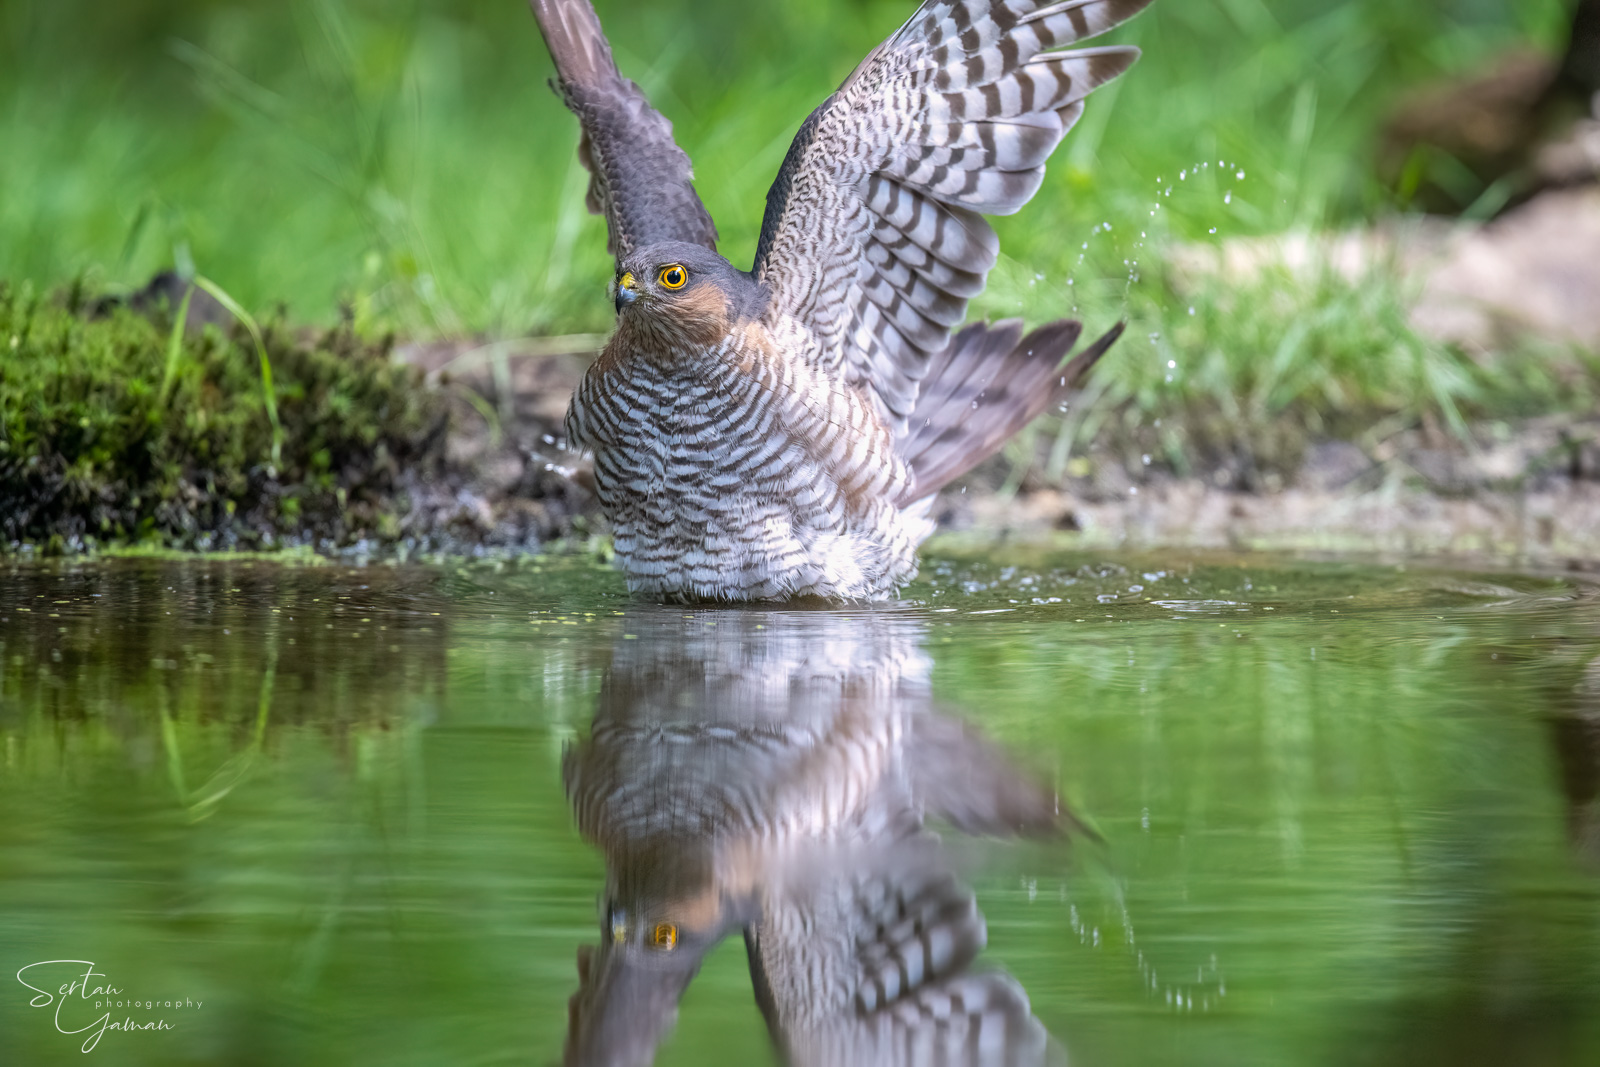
614, 271, 638, 312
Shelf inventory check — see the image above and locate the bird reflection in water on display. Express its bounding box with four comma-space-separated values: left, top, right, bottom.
561, 609, 1082, 1066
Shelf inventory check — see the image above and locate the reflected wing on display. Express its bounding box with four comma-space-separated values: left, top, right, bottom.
747, 856, 1053, 1067
752, 0, 1149, 426
531, 0, 720, 262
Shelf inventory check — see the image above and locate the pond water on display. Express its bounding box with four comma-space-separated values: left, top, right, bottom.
2, 551, 1598, 1066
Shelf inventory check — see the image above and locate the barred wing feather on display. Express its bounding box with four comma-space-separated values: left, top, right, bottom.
753, 0, 1151, 427
747, 863, 1053, 1066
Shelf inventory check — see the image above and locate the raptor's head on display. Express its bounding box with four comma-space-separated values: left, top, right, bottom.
611, 241, 766, 346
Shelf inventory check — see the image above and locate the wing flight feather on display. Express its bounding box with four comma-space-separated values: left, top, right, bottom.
753, 0, 1152, 427
531, 0, 720, 263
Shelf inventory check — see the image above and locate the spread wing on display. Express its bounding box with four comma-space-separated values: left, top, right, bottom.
752, 0, 1151, 427
746, 858, 1054, 1067
531, 0, 720, 263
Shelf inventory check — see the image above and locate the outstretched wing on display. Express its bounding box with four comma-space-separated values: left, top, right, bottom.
753, 0, 1150, 427
747, 857, 1053, 1066
531, 0, 719, 262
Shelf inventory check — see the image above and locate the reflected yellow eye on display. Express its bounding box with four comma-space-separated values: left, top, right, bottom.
658, 265, 687, 289
651, 923, 678, 950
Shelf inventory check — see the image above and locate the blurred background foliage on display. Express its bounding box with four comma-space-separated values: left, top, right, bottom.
0, 0, 1575, 334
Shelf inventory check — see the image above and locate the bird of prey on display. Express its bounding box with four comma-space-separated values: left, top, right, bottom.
561, 609, 1071, 1066
531, 0, 1152, 601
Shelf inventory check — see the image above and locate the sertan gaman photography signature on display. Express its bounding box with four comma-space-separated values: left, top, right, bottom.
16, 960, 202, 1053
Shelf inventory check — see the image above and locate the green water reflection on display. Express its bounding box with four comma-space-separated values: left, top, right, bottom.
2, 553, 1598, 1065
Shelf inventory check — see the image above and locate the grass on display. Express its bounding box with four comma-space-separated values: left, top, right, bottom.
1011, 256, 1600, 489
0, 0, 1595, 549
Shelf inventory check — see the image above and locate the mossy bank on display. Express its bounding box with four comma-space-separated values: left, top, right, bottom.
0, 281, 583, 557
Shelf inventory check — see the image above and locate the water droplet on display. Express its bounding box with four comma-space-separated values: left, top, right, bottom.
1167, 359, 1177, 369
1236, 169, 1245, 180
1129, 486, 1138, 496
1209, 227, 1217, 234
1179, 169, 1187, 180
1187, 306, 1195, 316
1224, 190, 1232, 205
1141, 454, 1151, 466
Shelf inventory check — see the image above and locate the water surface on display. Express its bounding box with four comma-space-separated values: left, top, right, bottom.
3, 551, 1598, 1065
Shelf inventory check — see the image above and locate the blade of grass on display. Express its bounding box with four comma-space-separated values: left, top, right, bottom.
195, 274, 283, 469
188, 641, 278, 822
159, 283, 195, 397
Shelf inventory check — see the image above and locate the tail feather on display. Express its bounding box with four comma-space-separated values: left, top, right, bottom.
894, 318, 1123, 505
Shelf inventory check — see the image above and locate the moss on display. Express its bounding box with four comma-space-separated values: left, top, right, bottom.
0, 280, 447, 553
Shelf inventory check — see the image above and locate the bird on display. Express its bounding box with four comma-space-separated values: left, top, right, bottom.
560, 608, 1070, 1066
530, 0, 1152, 601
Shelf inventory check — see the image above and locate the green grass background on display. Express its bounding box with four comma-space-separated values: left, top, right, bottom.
0, 0, 1573, 330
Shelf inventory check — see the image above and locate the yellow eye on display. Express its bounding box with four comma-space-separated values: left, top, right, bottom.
658, 265, 687, 289
651, 923, 678, 950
